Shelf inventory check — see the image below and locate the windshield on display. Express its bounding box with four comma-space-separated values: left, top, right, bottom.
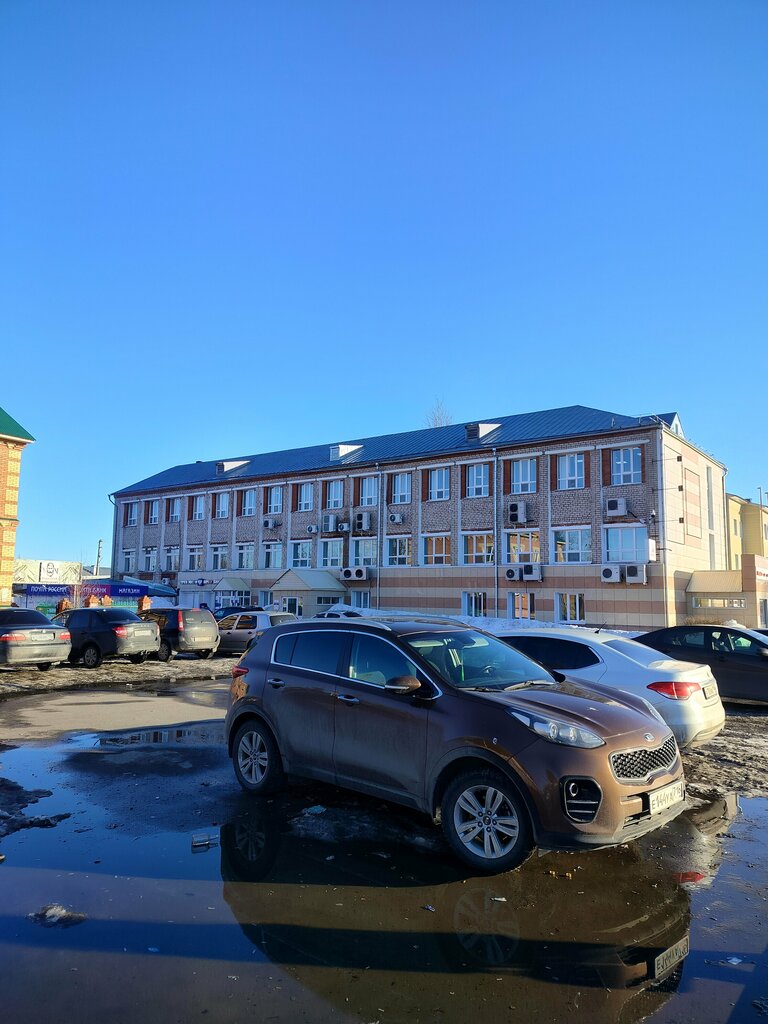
403, 629, 555, 690
604, 637, 667, 666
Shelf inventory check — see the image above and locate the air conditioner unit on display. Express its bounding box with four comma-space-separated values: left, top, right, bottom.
354, 511, 371, 531
307, 524, 319, 534
505, 566, 524, 581
605, 498, 627, 517
601, 564, 622, 583
321, 513, 337, 532
341, 566, 368, 581
262, 517, 276, 530
625, 563, 647, 584
521, 563, 542, 581
337, 522, 350, 533
388, 513, 403, 525
509, 501, 527, 524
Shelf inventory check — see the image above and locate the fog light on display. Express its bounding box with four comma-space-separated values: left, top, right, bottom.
561, 777, 602, 823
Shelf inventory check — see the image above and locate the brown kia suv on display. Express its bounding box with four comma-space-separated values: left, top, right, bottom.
224, 618, 685, 872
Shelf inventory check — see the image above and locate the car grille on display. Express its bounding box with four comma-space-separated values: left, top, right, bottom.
610, 735, 678, 783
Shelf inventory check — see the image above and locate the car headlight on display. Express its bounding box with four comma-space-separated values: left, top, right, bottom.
509, 709, 605, 749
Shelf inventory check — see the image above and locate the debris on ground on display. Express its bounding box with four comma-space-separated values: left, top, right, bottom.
29, 904, 87, 928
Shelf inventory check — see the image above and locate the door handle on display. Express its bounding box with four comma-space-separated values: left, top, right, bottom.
268, 678, 285, 688
336, 694, 359, 705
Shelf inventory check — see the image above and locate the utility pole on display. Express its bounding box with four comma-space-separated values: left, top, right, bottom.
94, 538, 103, 576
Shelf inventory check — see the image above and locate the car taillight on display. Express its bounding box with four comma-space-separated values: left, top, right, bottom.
113, 626, 128, 638
59, 631, 71, 641
0, 633, 24, 642
178, 610, 184, 631
231, 665, 248, 679
647, 680, 702, 700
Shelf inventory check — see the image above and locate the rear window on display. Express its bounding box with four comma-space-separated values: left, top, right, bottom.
183, 610, 215, 625
0, 609, 53, 626
98, 609, 142, 623
502, 635, 600, 670
269, 613, 296, 627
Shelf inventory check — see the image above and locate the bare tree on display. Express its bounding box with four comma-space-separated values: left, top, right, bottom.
425, 398, 452, 428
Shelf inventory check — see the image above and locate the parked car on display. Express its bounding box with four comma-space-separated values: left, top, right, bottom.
0, 607, 71, 671
213, 605, 264, 621
493, 627, 725, 748
225, 618, 686, 873
51, 607, 160, 668
138, 607, 220, 661
637, 624, 768, 704
217, 610, 297, 654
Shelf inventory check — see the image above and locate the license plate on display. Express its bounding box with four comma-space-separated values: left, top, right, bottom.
703, 683, 717, 700
654, 934, 689, 977
135, 628, 152, 636
649, 779, 685, 815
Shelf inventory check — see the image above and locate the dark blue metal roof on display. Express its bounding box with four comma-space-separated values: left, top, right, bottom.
115, 405, 675, 496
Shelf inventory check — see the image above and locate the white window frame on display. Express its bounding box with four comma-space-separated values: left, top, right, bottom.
505, 530, 541, 564
122, 549, 135, 573
465, 463, 489, 498
236, 544, 254, 570
168, 498, 181, 523
611, 447, 642, 486
320, 539, 344, 568
462, 591, 487, 617
126, 502, 138, 527
210, 544, 229, 571
556, 592, 586, 624
298, 482, 314, 512
214, 492, 230, 519
557, 453, 585, 490
350, 591, 371, 609
511, 459, 537, 494
192, 495, 205, 521
428, 467, 450, 501
187, 546, 203, 571
148, 499, 159, 525
267, 486, 283, 515
603, 526, 648, 563
422, 534, 451, 566
360, 476, 378, 506
352, 538, 377, 567
163, 546, 179, 572
386, 536, 411, 566
291, 540, 312, 568
242, 489, 257, 517
507, 592, 535, 619
258, 589, 273, 607
462, 533, 494, 565
552, 527, 592, 563
326, 479, 344, 509
143, 546, 157, 572
262, 542, 283, 570
391, 472, 411, 504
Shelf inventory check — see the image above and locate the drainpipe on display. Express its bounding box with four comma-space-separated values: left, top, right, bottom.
376, 463, 382, 610
655, 427, 669, 626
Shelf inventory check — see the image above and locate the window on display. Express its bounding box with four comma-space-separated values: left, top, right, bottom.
611, 448, 641, 485
507, 592, 535, 619
511, 459, 537, 494
168, 498, 181, 523
350, 591, 371, 609
733, 518, 739, 535
187, 546, 203, 571
214, 492, 229, 519
143, 546, 157, 572
360, 476, 378, 506
192, 495, 205, 521
691, 597, 747, 609
258, 590, 273, 608
466, 463, 489, 498
163, 546, 179, 572
262, 542, 283, 570
242, 489, 257, 517
126, 502, 138, 527
553, 528, 592, 563
320, 539, 343, 567
428, 468, 450, 501
422, 534, 451, 566
216, 590, 251, 609
734, 553, 741, 569
505, 531, 540, 563
347, 634, 419, 686
297, 482, 313, 512
122, 549, 135, 573
274, 630, 348, 675
352, 538, 376, 566
463, 592, 487, 617
326, 480, 343, 509
392, 473, 411, 504
386, 537, 411, 566
267, 486, 283, 515
211, 545, 229, 570
147, 499, 159, 525
557, 453, 584, 489
509, 636, 599, 670
237, 544, 254, 570
291, 541, 312, 568
604, 526, 647, 563
463, 533, 494, 564
556, 592, 585, 623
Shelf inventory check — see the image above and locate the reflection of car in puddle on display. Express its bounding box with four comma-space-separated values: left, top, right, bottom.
218, 794, 694, 1024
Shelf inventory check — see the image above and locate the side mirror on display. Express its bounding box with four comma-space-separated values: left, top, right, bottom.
385, 675, 422, 694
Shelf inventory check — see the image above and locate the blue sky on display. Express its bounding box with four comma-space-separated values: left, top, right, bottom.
2, 1, 766, 565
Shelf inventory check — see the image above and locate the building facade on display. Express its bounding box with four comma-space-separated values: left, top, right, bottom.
0, 407, 34, 606
111, 405, 731, 630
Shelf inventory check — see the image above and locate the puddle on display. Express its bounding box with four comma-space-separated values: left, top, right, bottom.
0, 729, 766, 1023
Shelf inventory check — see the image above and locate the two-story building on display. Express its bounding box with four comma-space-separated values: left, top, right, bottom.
111, 404, 731, 629
0, 406, 34, 606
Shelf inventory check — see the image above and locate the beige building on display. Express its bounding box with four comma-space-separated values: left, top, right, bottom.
0, 407, 34, 606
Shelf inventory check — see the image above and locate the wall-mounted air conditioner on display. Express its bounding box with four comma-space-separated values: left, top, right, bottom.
337, 522, 350, 533
262, 517, 276, 530
522, 563, 542, 581
505, 566, 524, 581
354, 511, 372, 531
625, 564, 647, 584
605, 498, 627, 517
341, 566, 368, 581
321, 513, 337, 532
307, 524, 319, 534
509, 501, 527, 524
388, 513, 403, 525
601, 564, 622, 583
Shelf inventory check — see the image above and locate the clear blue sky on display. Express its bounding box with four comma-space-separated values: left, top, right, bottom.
2, 1, 766, 565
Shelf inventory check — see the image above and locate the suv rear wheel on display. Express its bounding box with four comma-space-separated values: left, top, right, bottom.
232, 720, 284, 796
442, 769, 532, 873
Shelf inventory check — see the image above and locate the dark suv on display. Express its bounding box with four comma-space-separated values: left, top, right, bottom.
52, 607, 160, 668
225, 618, 685, 872
138, 607, 220, 661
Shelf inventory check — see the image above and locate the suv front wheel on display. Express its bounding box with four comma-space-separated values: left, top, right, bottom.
442, 769, 532, 873
232, 720, 284, 796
